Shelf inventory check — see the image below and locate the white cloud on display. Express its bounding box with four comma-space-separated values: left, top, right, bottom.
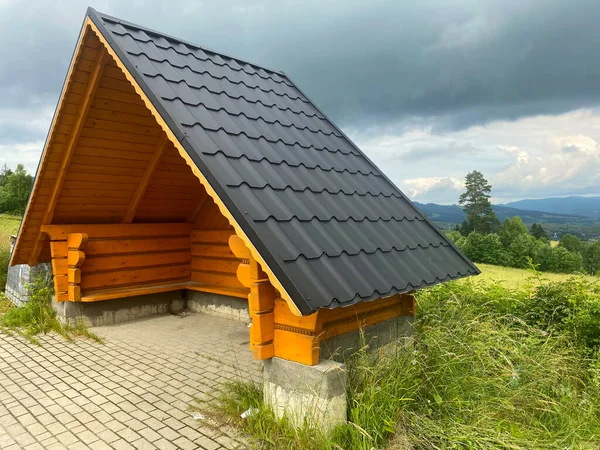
349, 108, 600, 204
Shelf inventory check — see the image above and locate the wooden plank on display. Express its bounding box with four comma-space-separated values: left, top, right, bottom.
186, 195, 208, 224
87, 106, 157, 127
54, 275, 68, 294
90, 97, 153, 119
76, 136, 156, 152
79, 127, 159, 146
191, 230, 233, 244
273, 330, 319, 366
55, 204, 128, 214
64, 172, 142, 185
191, 243, 235, 259
84, 117, 161, 137
123, 135, 168, 223
81, 280, 189, 302
191, 258, 239, 273
30, 46, 109, 266
191, 271, 244, 288
68, 162, 145, 177
70, 154, 149, 170
60, 188, 134, 199
75, 146, 154, 162
51, 258, 68, 273
82, 250, 191, 273
95, 86, 146, 106
80, 264, 191, 290
57, 196, 132, 206
86, 236, 191, 255
41, 223, 192, 240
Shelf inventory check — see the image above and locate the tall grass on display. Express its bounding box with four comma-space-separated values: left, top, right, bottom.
0, 276, 102, 345
207, 277, 600, 449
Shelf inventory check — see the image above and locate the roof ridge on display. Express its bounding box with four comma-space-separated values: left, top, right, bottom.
88, 7, 287, 77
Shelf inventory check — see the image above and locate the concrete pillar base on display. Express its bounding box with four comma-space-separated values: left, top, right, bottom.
263, 357, 347, 433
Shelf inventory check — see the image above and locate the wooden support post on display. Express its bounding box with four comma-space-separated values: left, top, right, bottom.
30, 45, 110, 266
67, 233, 88, 301
229, 235, 275, 360
122, 135, 168, 223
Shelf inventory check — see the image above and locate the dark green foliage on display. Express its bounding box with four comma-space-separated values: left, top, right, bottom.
499, 216, 529, 247
460, 232, 508, 265
530, 222, 548, 240
447, 216, 594, 275
584, 241, 600, 275
559, 233, 583, 253
0, 164, 33, 215
458, 171, 500, 234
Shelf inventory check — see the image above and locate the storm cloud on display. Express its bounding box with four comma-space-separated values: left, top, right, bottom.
1, 0, 600, 202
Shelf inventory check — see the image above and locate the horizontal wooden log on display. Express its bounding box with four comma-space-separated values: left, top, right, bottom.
85, 237, 190, 256
83, 250, 191, 273
80, 264, 191, 290
42, 223, 192, 240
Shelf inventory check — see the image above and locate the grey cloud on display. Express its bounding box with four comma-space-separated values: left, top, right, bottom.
2, 0, 600, 136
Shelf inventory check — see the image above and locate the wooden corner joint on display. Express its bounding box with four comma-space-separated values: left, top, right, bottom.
67, 233, 88, 302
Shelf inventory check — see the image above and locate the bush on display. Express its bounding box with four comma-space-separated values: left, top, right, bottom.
460, 232, 510, 265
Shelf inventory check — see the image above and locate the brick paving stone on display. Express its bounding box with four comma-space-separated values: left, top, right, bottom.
0, 313, 259, 449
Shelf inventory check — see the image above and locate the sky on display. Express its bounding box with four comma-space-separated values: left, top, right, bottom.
1, 0, 600, 204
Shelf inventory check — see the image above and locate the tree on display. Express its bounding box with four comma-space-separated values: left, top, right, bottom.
530, 223, 548, 240
0, 164, 33, 214
498, 217, 528, 248
583, 241, 600, 275
458, 171, 499, 234
461, 232, 508, 265
558, 234, 582, 254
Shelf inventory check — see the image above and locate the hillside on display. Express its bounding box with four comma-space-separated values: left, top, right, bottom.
414, 202, 598, 225
415, 202, 600, 239
503, 196, 600, 218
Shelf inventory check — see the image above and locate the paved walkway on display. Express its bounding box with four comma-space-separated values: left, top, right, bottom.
0, 313, 259, 449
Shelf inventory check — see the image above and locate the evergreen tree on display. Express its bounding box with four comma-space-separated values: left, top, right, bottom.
530, 223, 548, 240
458, 171, 499, 234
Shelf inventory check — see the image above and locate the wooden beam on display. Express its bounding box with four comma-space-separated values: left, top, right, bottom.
186, 194, 208, 224
122, 135, 168, 223
29, 46, 109, 266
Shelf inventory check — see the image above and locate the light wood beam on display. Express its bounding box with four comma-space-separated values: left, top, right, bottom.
29, 46, 109, 266
186, 194, 208, 224
122, 135, 168, 223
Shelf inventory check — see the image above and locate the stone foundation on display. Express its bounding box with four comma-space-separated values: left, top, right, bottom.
52, 290, 187, 327
263, 357, 347, 433
321, 314, 415, 362
187, 291, 249, 323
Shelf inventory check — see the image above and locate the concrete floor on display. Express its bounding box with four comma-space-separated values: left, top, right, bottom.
0, 313, 259, 449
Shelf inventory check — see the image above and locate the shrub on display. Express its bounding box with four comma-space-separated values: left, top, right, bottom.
461, 232, 510, 265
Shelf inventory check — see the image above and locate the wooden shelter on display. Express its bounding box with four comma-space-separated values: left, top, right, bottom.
11, 9, 478, 366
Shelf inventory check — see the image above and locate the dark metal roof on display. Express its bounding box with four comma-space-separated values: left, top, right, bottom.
88, 8, 479, 315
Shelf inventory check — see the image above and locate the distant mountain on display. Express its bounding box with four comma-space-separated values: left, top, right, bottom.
503, 196, 600, 219
414, 202, 600, 227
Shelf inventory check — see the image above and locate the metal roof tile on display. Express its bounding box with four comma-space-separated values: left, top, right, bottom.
91, 9, 479, 315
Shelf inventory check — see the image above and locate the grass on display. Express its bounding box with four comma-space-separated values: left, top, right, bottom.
475, 263, 599, 289
204, 277, 600, 449
0, 276, 102, 345
0, 214, 101, 344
